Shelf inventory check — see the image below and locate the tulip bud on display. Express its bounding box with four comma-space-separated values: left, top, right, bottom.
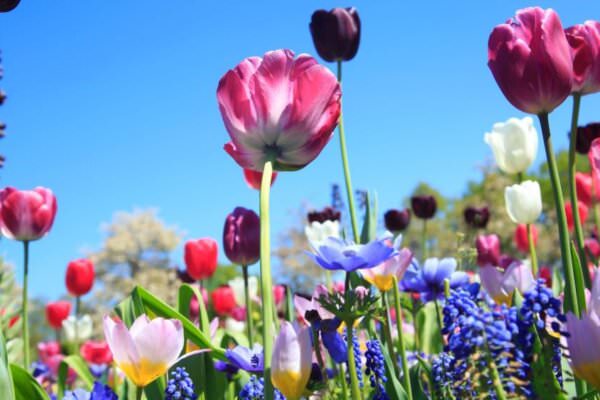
223, 207, 260, 266
243, 168, 277, 190
384, 209, 411, 232
0, 0, 20, 12
273, 285, 286, 306
475, 234, 500, 267
484, 117, 538, 174
229, 276, 258, 306
480, 261, 535, 305
504, 181, 542, 224
307, 206, 341, 223
464, 206, 490, 229
566, 201, 589, 232
0, 186, 57, 241
176, 268, 196, 284
80, 340, 113, 365
514, 224, 538, 254
575, 122, 600, 154
211, 286, 237, 316
575, 172, 600, 207
565, 21, 600, 95
586, 238, 600, 258
46, 301, 71, 329
65, 258, 95, 297
539, 266, 552, 288
271, 321, 312, 400
184, 238, 218, 280
309, 8, 361, 62
410, 195, 437, 220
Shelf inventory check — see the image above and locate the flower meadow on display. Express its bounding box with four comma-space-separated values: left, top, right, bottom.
3, 3, 600, 400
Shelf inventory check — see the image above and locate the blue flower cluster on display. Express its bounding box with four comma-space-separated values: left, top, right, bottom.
62, 382, 117, 400
431, 352, 454, 397
165, 367, 197, 400
239, 376, 285, 400
344, 329, 363, 388
364, 340, 389, 400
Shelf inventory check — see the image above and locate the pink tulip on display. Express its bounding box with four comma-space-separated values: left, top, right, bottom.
488, 7, 573, 114
0, 187, 57, 241
575, 172, 600, 207
217, 49, 341, 171
480, 261, 535, 305
565, 201, 589, 232
475, 234, 500, 267
565, 21, 600, 95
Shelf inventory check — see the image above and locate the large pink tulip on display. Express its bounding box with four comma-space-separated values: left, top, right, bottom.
566, 21, 600, 95
0, 187, 57, 241
488, 8, 573, 114
217, 49, 341, 171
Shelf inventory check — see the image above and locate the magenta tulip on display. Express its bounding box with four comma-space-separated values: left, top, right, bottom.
223, 207, 260, 266
217, 49, 341, 171
566, 21, 600, 95
0, 187, 57, 241
488, 7, 573, 114
475, 234, 501, 267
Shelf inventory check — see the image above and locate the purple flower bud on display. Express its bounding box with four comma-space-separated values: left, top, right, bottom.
384, 209, 411, 232
309, 8, 361, 62
223, 207, 260, 266
411, 195, 437, 220
575, 122, 600, 154
354, 286, 369, 300
307, 206, 341, 223
463, 206, 490, 229
0, 0, 20, 13
475, 234, 500, 267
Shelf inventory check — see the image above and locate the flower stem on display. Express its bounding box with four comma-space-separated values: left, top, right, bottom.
568, 93, 591, 288
345, 325, 362, 400
260, 160, 276, 400
22, 240, 29, 369
526, 224, 538, 277
421, 220, 428, 260
392, 277, 413, 400
381, 291, 398, 376
538, 113, 580, 318
242, 265, 254, 345
336, 60, 360, 243
136, 386, 143, 400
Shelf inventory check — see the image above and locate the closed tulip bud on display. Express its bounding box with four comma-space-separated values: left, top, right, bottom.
0, 186, 57, 241
184, 238, 218, 280
565, 21, 600, 95
576, 122, 600, 154
504, 181, 542, 224
63, 315, 93, 342
410, 195, 437, 220
475, 234, 501, 267
566, 201, 589, 232
80, 340, 113, 365
384, 209, 411, 232
514, 224, 538, 254
307, 206, 341, 223
223, 207, 260, 266
480, 261, 535, 305
243, 168, 277, 190
46, 301, 71, 329
464, 206, 490, 229
271, 321, 312, 400
309, 8, 360, 62
211, 286, 237, 316
484, 117, 538, 174
586, 238, 600, 258
0, 0, 20, 12
273, 285, 286, 306
65, 258, 95, 297
188, 287, 208, 321
488, 7, 573, 114
539, 266, 552, 288
575, 172, 600, 207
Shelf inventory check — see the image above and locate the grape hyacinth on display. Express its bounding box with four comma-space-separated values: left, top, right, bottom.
364, 339, 389, 400
165, 367, 197, 400
344, 328, 363, 388
239, 375, 285, 400
431, 352, 454, 397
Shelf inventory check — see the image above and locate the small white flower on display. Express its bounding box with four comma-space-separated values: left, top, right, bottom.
305, 220, 340, 244
484, 116, 538, 174
505, 180, 542, 224
62, 314, 93, 342
228, 276, 258, 306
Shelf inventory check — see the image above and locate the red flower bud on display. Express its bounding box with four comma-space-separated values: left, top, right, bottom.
0, 186, 57, 241
65, 258, 94, 297
273, 285, 286, 306
211, 286, 237, 316
514, 224, 538, 253
538, 266, 552, 288
223, 207, 260, 266
80, 340, 113, 365
243, 168, 277, 190
45, 301, 71, 329
565, 201, 589, 232
184, 238, 218, 280
565, 21, 600, 95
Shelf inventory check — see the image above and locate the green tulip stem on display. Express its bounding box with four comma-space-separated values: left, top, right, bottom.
421, 219, 428, 260
381, 291, 398, 376
392, 277, 413, 400
345, 322, 363, 400
526, 224, 538, 277
260, 160, 276, 400
242, 265, 254, 345
136, 386, 143, 400
336, 60, 360, 243
22, 240, 30, 369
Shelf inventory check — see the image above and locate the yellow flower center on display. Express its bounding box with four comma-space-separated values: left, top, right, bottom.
364, 274, 394, 292
272, 369, 303, 400
573, 362, 600, 390
119, 358, 168, 387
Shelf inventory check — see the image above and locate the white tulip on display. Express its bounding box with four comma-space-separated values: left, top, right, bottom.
505, 180, 542, 224
225, 317, 245, 334
484, 116, 538, 174
62, 314, 93, 342
305, 220, 340, 244
228, 276, 258, 306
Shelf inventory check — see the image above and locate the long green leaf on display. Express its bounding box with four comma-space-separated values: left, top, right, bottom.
416, 302, 442, 354
9, 364, 49, 400
530, 329, 567, 399
56, 355, 94, 399
359, 191, 378, 244
570, 242, 587, 315
0, 330, 14, 400
178, 284, 210, 335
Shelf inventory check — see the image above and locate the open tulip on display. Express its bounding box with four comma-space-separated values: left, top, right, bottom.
0, 186, 57, 241
504, 181, 542, 224
271, 321, 312, 400
217, 49, 341, 171
223, 207, 260, 266
514, 224, 538, 253
484, 117, 538, 174
81, 340, 113, 365
565, 21, 600, 95
103, 315, 183, 387
361, 236, 412, 292
479, 261, 535, 305
184, 238, 218, 280
488, 7, 573, 114
566, 201, 589, 232
475, 234, 501, 267
309, 7, 361, 62
46, 301, 71, 329
65, 258, 95, 297
243, 168, 277, 190
305, 220, 340, 244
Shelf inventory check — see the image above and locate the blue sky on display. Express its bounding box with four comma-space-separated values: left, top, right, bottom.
1, 1, 599, 300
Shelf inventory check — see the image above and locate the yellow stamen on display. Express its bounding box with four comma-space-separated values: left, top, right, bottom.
119, 358, 167, 387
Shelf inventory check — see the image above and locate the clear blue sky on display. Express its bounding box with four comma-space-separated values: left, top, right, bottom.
1, 1, 599, 300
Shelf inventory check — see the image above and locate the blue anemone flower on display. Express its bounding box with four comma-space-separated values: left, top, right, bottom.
308, 236, 395, 272
318, 318, 347, 363
225, 344, 264, 373
400, 258, 469, 302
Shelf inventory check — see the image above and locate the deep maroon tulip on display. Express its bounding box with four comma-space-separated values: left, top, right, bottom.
176, 268, 196, 284
309, 8, 361, 62
565, 21, 600, 95
184, 238, 218, 280
65, 258, 95, 297
410, 195, 437, 220
384, 209, 411, 232
0, 0, 20, 12
307, 206, 341, 224
463, 206, 490, 229
0, 187, 57, 241
575, 122, 600, 154
45, 301, 71, 329
488, 7, 573, 114
223, 207, 260, 266
475, 234, 501, 267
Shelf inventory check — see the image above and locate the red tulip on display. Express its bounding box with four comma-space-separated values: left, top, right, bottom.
273, 285, 286, 306
475, 234, 501, 267
514, 224, 538, 253
211, 286, 237, 315
65, 258, 95, 297
45, 301, 71, 329
184, 238, 218, 280
538, 266, 552, 288
80, 340, 113, 365
565, 201, 589, 232
590, 138, 600, 184
230, 306, 247, 322
575, 172, 600, 207
586, 238, 600, 258
223, 207, 260, 266
488, 8, 573, 114
218, 49, 341, 171
37, 341, 61, 362
243, 169, 277, 190
565, 21, 600, 95
0, 187, 57, 241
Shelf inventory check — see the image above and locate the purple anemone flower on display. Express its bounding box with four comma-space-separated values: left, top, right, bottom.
225, 344, 264, 373
400, 258, 469, 302
308, 236, 395, 272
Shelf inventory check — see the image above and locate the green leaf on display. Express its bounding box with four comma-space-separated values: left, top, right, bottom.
0, 330, 14, 400
409, 363, 430, 400
530, 329, 567, 399
416, 302, 442, 354
56, 355, 95, 399
9, 364, 49, 400
144, 376, 165, 400
178, 284, 210, 335
380, 334, 408, 400
552, 266, 563, 297
360, 191, 378, 244
570, 242, 588, 315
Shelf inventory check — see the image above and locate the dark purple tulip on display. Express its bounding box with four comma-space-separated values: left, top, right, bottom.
223, 207, 260, 266
307, 206, 341, 223
410, 195, 437, 220
176, 267, 196, 284
0, 0, 19, 12
384, 209, 411, 232
475, 234, 500, 267
309, 7, 361, 62
463, 206, 490, 229
575, 122, 600, 154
